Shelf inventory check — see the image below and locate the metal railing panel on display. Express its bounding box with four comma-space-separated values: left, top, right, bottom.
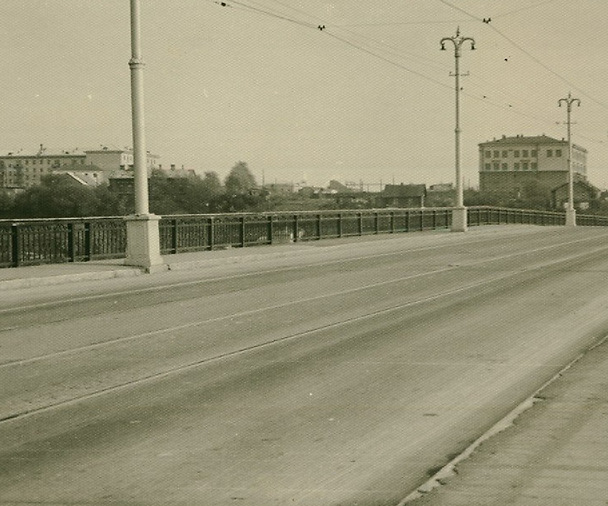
4, 207, 608, 268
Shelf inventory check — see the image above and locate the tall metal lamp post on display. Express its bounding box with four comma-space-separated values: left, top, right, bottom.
558, 92, 580, 227
124, 0, 165, 272
441, 28, 475, 232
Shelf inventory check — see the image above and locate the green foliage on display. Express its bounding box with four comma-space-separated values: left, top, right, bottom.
0, 189, 14, 218
464, 184, 552, 211
224, 161, 257, 195
148, 170, 227, 215
11, 174, 116, 218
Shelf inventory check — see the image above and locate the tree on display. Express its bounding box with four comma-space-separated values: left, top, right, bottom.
0, 189, 14, 218
224, 161, 257, 195
11, 174, 108, 218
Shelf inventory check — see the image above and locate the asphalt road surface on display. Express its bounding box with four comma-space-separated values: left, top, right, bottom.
2, 226, 608, 505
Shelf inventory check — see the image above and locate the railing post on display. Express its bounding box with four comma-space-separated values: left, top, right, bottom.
208, 217, 214, 251
405, 210, 410, 232
390, 211, 395, 233
67, 223, 75, 262
267, 215, 273, 245
358, 212, 363, 236
171, 218, 178, 254
293, 214, 299, 243
317, 214, 322, 240
240, 216, 246, 247
374, 212, 379, 234
11, 223, 20, 267
338, 213, 343, 238
84, 222, 91, 261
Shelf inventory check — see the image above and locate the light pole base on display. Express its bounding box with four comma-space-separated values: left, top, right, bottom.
565, 208, 577, 227
124, 214, 167, 273
451, 207, 468, 232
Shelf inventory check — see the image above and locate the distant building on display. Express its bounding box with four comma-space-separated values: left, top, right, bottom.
266, 182, 296, 194
376, 184, 426, 208
0, 144, 161, 190
0, 145, 85, 189
85, 147, 160, 172
551, 180, 601, 210
479, 135, 588, 195
426, 183, 455, 207
52, 167, 108, 187
327, 180, 352, 193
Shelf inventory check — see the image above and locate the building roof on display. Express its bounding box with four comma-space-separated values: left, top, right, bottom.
479, 134, 587, 153
551, 179, 600, 195
382, 184, 426, 197
0, 150, 85, 158
479, 135, 565, 146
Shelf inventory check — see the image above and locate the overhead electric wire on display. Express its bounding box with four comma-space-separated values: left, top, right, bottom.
490, 0, 565, 20
210, 0, 456, 91
321, 30, 453, 91
336, 19, 470, 27
437, 0, 608, 110
210, 0, 605, 143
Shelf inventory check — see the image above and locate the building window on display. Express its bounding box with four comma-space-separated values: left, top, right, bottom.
531, 150, 537, 157
514, 162, 520, 171
502, 163, 508, 170
514, 150, 520, 158
522, 149, 528, 157
531, 162, 538, 170
493, 150, 499, 158
502, 150, 508, 158
556, 149, 562, 157
484, 163, 491, 171
493, 162, 499, 171
547, 149, 553, 157
522, 162, 529, 170
485, 150, 491, 158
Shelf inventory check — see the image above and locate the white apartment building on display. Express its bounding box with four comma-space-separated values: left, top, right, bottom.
478, 135, 587, 194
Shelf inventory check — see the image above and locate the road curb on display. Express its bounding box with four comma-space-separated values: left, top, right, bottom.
0, 268, 143, 291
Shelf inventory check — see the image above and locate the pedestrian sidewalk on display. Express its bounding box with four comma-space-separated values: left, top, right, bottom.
0, 242, 322, 291
0, 225, 556, 292
407, 334, 608, 506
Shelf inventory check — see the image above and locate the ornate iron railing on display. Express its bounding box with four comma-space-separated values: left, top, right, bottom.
2, 206, 608, 268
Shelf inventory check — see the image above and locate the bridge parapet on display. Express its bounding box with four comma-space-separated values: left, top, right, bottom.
2, 207, 608, 268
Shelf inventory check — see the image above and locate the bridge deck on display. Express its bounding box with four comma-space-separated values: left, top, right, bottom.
1, 225, 608, 505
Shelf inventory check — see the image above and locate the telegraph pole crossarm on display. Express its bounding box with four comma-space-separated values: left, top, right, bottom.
441, 28, 476, 232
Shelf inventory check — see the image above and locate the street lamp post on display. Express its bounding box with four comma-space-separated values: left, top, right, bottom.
558, 92, 580, 227
441, 28, 475, 232
124, 0, 165, 272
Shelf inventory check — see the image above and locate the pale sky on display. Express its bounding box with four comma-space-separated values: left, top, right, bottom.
1, 0, 607, 189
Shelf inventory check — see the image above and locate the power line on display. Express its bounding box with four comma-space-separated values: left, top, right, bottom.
210, 0, 455, 90
437, 0, 608, 110
209, 0, 606, 143
491, 0, 565, 20
336, 19, 470, 27
322, 30, 453, 91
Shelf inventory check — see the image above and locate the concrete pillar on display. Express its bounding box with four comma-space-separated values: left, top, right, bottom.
124, 214, 166, 272
451, 207, 468, 232
124, 0, 165, 272
565, 207, 577, 227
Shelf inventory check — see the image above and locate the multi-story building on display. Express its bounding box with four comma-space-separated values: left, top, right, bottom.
0, 145, 161, 190
0, 145, 86, 189
85, 147, 159, 172
478, 135, 587, 195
